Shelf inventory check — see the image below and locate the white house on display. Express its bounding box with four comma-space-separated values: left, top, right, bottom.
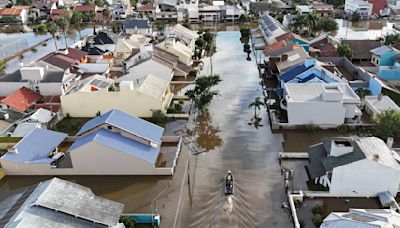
296, 5, 311, 14
282, 83, 361, 125
0, 109, 182, 175
345, 0, 373, 19
0, 66, 78, 97
0, 7, 28, 23
365, 95, 400, 116
199, 5, 221, 22
60, 74, 173, 118
307, 137, 400, 197
321, 208, 400, 227
165, 24, 199, 51
156, 37, 194, 66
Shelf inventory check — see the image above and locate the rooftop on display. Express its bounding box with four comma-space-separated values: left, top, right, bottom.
370, 45, 395, 56
124, 19, 151, 29
365, 95, 400, 114
1, 87, 43, 112
284, 83, 359, 102
138, 74, 169, 99
1, 177, 124, 227
342, 40, 381, 60
0, 128, 67, 164
74, 5, 95, 11
276, 47, 310, 72
76, 109, 164, 145
0, 8, 22, 16
0, 68, 66, 83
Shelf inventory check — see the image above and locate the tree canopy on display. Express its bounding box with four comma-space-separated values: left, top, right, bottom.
185, 74, 222, 111
373, 109, 400, 140
337, 43, 353, 60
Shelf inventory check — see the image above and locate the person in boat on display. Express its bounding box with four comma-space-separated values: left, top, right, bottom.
226, 173, 233, 189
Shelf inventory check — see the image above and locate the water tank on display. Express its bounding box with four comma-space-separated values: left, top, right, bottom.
20, 66, 44, 81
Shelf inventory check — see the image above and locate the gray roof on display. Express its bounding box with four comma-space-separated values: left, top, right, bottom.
124, 19, 150, 29
308, 137, 400, 179
76, 109, 164, 145
0, 69, 65, 83
342, 40, 381, 60
370, 45, 394, 56
2, 177, 124, 227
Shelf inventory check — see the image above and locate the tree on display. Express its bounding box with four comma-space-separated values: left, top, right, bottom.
0, 16, 17, 23
151, 109, 168, 127
182, 21, 191, 29
239, 14, 248, 22
101, 8, 110, 29
70, 12, 83, 40
154, 21, 165, 31
315, 17, 338, 32
119, 216, 137, 228
46, 22, 59, 50
185, 74, 222, 112
373, 109, 400, 140
384, 33, 400, 45
305, 12, 318, 35
195, 37, 205, 59
289, 14, 308, 33
203, 31, 213, 43
355, 87, 371, 100
56, 17, 69, 48
248, 97, 265, 120
337, 43, 352, 60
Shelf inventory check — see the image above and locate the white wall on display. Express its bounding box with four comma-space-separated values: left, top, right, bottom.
287, 101, 346, 125
0, 83, 29, 97
38, 83, 64, 96
330, 159, 400, 196
61, 87, 173, 118
126, 28, 152, 35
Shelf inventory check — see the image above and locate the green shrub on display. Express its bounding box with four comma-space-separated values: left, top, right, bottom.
312, 204, 323, 215
119, 216, 137, 228
151, 109, 167, 127
312, 214, 323, 226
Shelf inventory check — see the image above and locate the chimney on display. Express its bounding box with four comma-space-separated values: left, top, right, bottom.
281, 54, 288, 61
378, 93, 383, 101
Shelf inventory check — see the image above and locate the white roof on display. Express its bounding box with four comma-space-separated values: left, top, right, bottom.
284, 83, 360, 103
138, 74, 169, 99
365, 95, 400, 114
322, 209, 400, 227
357, 137, 400, 170
296, 5, 311, 12
212, 0, 224, 6
30, 108, 54, 123
12, 123, 40, 137
77, 63, 110, 74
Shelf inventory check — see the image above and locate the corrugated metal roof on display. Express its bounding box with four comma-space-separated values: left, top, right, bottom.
1, 128, 67, 163
378, 191, 395, 207
70, 128, 160, 164
76, 109, 164, 144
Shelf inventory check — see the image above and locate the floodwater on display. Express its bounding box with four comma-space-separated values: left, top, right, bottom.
0, 26, 99, 73
335, 19, 397, 40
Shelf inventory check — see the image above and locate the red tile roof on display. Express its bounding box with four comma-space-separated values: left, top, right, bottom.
368, 0, 388, 14
13, 5, 31, 9
66, 48, 87, 60
276, 32, 295, 42
264, 40, 287, 55
139, 2, 156, 11
51, 8, 66, 15
312, 4, 333, 10
0, 8, 22, 16
1, 87, 43, 112
74, 5, 95, 12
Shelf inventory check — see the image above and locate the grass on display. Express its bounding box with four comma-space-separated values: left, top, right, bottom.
52, 117, 90, 135
0, 137, 22, 143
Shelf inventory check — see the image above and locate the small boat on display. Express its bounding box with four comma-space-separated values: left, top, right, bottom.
225, 170, 234, 195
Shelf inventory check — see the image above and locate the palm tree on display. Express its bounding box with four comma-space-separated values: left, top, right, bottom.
248, 97, 266, 120
355, 87, 372, 99
289, 14, 308, 33
305, 13, 318, 37
46, 22, 58, 50
88, 10, 96, 34
71, 12, 83, 40
102, 8, 110, 30
56, 17, 69, 48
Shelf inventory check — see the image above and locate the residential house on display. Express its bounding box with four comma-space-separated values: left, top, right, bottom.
74, 4, 96, 20
165, 24, 199, 51
182, 4, 199, 22
365, 95, 400, 116
155, 0, 178, 22
199, 5, 221, 22
220, 5, 243, 22
60, 74, 173, 117
39, 48, 88, 71
275, 31, 310, 52
282, 14, 297, 28
156, 37, 193, 66
368, 0, 389, 15
0, 66, 78, 96
0, 7, 28, 23
124, 19, 152, 35
0, 87, 43, 113
345, 0, 373, 19
370, 45, 399, 66
259, 14, 287, 45
312, 3, 334, 17
0, 109, 182, 175
49, 8, 69, 21
307, 137, 400, 197
138, 2, 156, 19
376, 53, 400, 82
282, 83, 361, 125
112, 1, 131, 21
114, 34, 151, 66
275, 47, 310, 74
309, 34, 339, 57
31, 1, 57, 21
249, 2, 270, 15
0, 177, 124, 227
342, 39, 381, 61
296, 5, 311, 14
88, 30, 121, 53
321, 209, 400, 227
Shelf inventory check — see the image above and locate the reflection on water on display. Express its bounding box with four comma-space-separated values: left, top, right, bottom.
190, 111, 223, 152
189, 179, 256, 228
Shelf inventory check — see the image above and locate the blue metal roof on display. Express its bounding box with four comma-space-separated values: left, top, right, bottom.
370, 45, 394, 56
1, 128, 67, 163
70, 129, 160, 164
76, 109, 164, 144
279, 63, 311, 82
